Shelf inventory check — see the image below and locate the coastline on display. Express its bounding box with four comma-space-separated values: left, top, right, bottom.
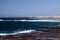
0, 17, 60, 40
0, 28, 60, 40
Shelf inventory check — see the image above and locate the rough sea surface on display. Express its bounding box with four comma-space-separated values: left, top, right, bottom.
0, 17, 60, 35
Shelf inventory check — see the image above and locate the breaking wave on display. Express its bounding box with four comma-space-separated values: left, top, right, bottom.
0, 19, 60, 22
0, 30, 35, 36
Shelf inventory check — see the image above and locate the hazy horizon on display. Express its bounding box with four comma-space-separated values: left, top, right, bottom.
0, 0, 60, 17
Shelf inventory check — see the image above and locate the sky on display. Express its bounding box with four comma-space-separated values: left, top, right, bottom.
0, 0, 60, 17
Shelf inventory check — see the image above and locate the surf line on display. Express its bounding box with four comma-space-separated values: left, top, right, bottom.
0, 30, 35, 36
0, 19, 60, 22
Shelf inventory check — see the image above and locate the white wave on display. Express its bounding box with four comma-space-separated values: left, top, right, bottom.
0, 19, 3, 21
0, 19, 60, 22
20, 20, 60, 22
0, 30, 35, 36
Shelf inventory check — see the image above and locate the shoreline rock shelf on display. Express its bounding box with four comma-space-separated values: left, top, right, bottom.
0, 28, 60, 40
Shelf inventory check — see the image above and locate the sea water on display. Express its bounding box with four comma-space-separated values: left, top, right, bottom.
0, 18, 60, 36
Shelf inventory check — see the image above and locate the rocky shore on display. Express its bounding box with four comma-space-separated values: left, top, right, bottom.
0, 28, 60, 40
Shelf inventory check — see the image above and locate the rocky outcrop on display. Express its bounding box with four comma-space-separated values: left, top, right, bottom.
0, 28, 60, 40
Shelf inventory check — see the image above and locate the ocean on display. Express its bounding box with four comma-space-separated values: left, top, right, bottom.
0, 17, 60, 36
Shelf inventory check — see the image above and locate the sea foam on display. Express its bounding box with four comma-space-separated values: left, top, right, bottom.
0, 30, 35, 36
0, 19, 60, 22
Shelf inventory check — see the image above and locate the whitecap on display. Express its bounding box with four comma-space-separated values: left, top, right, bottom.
0, 19, 60, 22
0, 30, 35, 36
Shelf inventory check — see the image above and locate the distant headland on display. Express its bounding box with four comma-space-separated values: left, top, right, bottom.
1, 16, 60, 18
